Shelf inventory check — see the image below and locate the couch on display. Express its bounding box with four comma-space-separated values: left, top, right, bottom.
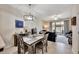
45, 32, 56, 42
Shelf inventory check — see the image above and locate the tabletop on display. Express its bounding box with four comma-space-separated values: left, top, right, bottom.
23, 34, 44, 45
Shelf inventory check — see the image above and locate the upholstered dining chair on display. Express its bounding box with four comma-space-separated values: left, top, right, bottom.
16, 34, 28, 54
35, 34, 48, 54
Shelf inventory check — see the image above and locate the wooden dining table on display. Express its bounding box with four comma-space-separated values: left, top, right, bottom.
23, 34, 44, 54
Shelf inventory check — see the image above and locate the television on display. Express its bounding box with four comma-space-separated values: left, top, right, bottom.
15, 20, 24, 28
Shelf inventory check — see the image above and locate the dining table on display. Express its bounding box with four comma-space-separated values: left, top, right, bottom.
23, 34, 44, 54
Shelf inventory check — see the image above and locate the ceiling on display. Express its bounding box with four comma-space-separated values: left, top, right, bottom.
10, 4, 73, 21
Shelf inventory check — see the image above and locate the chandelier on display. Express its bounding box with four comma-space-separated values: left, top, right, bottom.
23, 4, 33, 21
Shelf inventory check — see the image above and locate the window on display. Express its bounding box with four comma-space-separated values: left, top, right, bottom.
52, 21, 64, 34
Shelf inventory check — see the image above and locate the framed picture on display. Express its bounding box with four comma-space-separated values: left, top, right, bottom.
15, 20, 24, 28
71, 17, 76, 25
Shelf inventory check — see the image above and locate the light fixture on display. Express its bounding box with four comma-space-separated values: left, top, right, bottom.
23, 15, 33, 21
23, 4, 33, 21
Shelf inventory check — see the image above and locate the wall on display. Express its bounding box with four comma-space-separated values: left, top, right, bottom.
72, 26, 78, 53
0, 5, 24, 48
42, 21, 49, 31
64, 20, 69, 34
71, 5, 79, 53
68, 19, 72, 30
76, 14, 79, 53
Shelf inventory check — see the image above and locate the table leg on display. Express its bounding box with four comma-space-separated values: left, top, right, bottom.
32, 44, 36, 54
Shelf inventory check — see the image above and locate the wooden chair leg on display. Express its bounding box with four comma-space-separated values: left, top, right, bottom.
24, 46, 26, 54
46, 45, 47, 52
35, 46, 36, 53
46, 42, 48, 52
18, 46, 21, 54
46, 41, 48, 46
42, 46, 44, 54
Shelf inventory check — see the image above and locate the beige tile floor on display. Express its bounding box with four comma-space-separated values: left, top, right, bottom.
0, 41, 72, 54
46, 41, 72, 54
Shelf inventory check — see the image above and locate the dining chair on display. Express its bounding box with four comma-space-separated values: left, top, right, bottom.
35, 34, 48, 54
16, 34, 28, 54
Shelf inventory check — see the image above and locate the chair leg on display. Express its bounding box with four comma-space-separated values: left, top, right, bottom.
46, 41, 48, 46
46, 45, 47, 52
18, 46, 21, 54
35, 46, 36, 53
46, 42, 48, 52
42, 46, 44, 54
24, 46, 26, 54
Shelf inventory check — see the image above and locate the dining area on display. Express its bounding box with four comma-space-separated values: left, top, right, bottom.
0, 4, 73, 54
14, 32, 48, 54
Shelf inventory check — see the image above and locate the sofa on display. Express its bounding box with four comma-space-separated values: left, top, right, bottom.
45, 32, 57, 42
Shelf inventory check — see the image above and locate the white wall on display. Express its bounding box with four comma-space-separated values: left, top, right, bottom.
0, 5, 24, 48
64, 20, 69, 34
71, 5, 79, 53
77, 14, 79, 53
72, 26, 79, 53
69, 19, 72, 30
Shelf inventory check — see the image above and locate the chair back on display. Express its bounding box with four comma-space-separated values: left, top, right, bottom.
44, 34, 48, 40
43, 34, 48, 45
